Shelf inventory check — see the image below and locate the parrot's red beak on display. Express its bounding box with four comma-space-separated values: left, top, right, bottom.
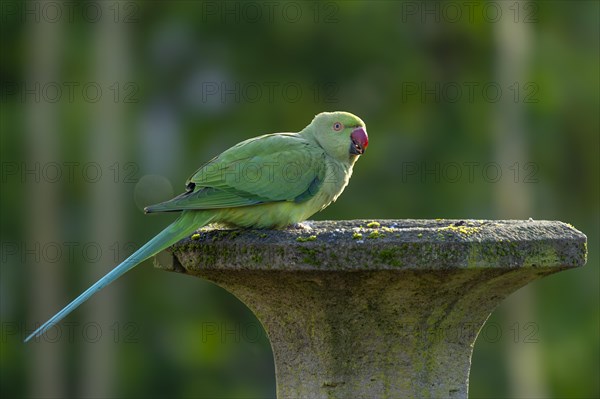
350, 127, 368, 155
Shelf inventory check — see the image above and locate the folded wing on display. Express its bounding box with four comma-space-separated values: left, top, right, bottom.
144, 133, 325, 213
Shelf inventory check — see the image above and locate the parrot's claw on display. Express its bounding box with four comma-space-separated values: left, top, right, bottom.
290, 221, 313, 230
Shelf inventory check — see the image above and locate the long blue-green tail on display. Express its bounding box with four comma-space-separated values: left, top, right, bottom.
25, 211, 213, 343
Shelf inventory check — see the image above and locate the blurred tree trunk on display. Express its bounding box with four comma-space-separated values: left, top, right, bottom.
493, 3, 548, 398
26, 4, 66, 398
80, 2, 131, 396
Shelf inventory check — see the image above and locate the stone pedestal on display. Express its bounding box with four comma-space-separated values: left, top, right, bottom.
156, 219, 587, 399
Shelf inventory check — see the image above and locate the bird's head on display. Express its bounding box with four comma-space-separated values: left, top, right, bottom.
306, 111, 368, 163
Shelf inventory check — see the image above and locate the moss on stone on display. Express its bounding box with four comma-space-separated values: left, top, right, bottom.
367, 230, 385, 239
297, 235, 318, 242
298, 246, 320, 266
376, 247, 402, 267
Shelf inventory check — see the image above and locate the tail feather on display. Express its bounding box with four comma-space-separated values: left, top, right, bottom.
25, 211, 213, 343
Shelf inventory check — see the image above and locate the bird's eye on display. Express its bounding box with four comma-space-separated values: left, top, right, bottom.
333, 122, 343, 131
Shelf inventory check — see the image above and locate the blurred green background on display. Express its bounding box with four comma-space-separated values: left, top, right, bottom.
1, 1, 598, 398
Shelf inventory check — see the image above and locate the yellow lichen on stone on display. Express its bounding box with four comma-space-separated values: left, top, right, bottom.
439, 223, 481, 236
191, 233, 201, 240
297, 235, 317, 242
367, 221, 381, 228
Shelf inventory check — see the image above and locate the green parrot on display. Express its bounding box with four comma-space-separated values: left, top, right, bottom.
25, 111, 368, 342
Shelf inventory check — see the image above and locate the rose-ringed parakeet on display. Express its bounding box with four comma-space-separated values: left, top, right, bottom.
25, 111, 368, 342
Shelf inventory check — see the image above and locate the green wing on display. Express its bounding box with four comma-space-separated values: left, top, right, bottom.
145, 133, 325, 213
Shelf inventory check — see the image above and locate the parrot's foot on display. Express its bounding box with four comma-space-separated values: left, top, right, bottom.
290, 221, 313, 230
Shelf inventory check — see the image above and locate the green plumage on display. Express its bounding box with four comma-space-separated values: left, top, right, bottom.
25, 111, 368, 342
144, 133, 326, 212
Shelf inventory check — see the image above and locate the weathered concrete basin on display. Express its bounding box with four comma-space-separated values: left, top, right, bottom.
155, 219, 587, 399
